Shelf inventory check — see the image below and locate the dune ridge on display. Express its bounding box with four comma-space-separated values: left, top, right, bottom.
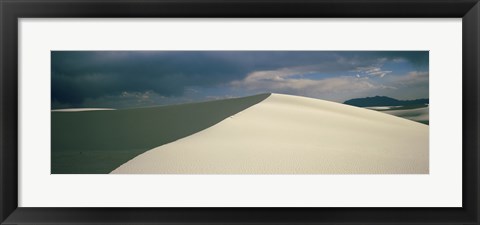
111, 93, 429, 174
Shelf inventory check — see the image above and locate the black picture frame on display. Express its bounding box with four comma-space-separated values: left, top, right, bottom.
1, 0, 479, 224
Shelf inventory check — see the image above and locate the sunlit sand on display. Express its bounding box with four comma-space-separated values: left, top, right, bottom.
112, 93, 428, 174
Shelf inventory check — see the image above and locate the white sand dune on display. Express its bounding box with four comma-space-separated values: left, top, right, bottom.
365, 106, 401, 110
111, 93, 428, 174
52, 108, 115, 112
381, 107, 429, 123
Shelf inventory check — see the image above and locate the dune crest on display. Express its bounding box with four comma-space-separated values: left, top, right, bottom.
111, 93, 429, 174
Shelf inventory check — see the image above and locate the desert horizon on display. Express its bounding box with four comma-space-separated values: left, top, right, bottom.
51, 51, 429, 174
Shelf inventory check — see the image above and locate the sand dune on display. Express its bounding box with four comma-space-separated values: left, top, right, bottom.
381, 107, 429, 124
365, 106, 402, 110
111, 93, 428, 174
51, 94, 269, 174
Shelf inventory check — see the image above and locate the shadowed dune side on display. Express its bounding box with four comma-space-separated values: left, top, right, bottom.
112, 93, 429, 174
51, 93, 270, 174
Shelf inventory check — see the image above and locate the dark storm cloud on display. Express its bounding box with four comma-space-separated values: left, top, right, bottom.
377, 51, 429, 68
51, 51, 428, 108
51, 51, 335, 106
52, 51, 251, 105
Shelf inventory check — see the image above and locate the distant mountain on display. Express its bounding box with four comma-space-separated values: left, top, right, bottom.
344, 96, 429, 107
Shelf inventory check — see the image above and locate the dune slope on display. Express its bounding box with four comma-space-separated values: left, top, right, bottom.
381, 106, 429, 125
112, 93, 429, 174
51, 93, 270, 174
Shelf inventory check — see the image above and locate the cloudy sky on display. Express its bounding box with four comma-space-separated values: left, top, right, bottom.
51, 51, 428, 109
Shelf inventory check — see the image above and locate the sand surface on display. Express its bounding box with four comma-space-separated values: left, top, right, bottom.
51, 94, 269, 174
111, 94, 429, 174
365, 106, 401, 110
381, 107, 429, 123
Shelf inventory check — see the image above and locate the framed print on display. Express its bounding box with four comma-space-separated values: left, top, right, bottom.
49, 50, 430, 175
1, 0, 479, 224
